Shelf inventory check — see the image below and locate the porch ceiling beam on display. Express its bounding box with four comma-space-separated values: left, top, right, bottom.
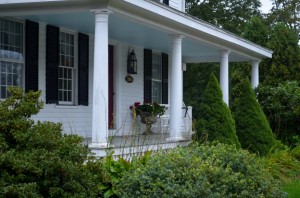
0, 0, 105, 16
183, 55, 259, 63
109, 0, 272, 60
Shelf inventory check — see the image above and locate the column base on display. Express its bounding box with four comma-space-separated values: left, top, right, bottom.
89, 142, 110, 149
166, 136, 185, 142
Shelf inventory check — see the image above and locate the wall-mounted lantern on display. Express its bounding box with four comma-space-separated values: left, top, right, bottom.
127, 48, 137, 74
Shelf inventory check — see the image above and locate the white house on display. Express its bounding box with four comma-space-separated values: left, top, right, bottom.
0, 0, 272, 156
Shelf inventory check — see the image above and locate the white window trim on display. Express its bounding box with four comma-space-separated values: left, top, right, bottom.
58, 28, 78, 106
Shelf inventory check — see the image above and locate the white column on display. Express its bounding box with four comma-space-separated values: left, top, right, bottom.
251, 60, 260, 89
90, 9, 112, 148
220, 50, 230, 105
167, 35, 184, 142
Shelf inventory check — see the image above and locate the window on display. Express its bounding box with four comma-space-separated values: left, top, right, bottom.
59, 31, 75, 104
0, 18, 23, 99
152, 53, 162, 103
152, 0, 169, 5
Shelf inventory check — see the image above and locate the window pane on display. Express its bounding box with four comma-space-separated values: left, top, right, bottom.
68, 79, 72, 90
63, 68, 67, 78
68, 69, 72, 80
1, 73, 6, 85
59, 79, 63, 89
59, 90, 63, 101
13, 74, 18, 86
0, 19, 23, 61
152, 54, 161, 80
59, 31, 74, 103
1, 86, 6, 99
64, 91, 67, 101
0, 18, 24, 98
67, 91, 71, 102
152, 81, 162, 103
151, 53, 162, 103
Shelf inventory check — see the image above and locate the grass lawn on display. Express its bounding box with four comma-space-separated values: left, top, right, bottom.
283, 179, 300, 198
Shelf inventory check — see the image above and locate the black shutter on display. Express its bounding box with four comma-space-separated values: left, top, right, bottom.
144, 49, 152, 103
163, 0, 169, 5
46, 25, 59, 104
78, 33, 89, 106
162, 53, 168, 104
25, 20, 39, 92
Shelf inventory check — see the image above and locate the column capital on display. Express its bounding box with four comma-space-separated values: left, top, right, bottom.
169, 34, 184, 43
90, 8, 113, 15
219, 49, 231, 56
251, 59, 260, 65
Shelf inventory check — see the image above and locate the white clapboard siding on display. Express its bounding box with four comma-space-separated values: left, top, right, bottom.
32, 23, 93, 138
169, 0, 185, 12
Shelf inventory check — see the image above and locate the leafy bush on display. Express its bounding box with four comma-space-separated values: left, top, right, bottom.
262, 142, 300, 182
255, 81, 300, 146
231, 79, 275, 156
195, 74, 240, 148
0, 88, 100, 197
116, 143, 285, 198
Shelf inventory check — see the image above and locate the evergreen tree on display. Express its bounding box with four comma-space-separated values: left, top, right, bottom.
183, 63, 219, 120
195, 74, 240, 148
231, 79, 275, 156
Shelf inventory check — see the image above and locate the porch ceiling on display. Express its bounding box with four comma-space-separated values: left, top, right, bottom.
23, 11, 257, 63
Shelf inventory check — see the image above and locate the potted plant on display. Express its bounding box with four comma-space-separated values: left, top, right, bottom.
130, 102, 166, 134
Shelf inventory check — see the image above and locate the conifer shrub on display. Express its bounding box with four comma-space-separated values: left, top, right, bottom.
115, 143, 285, 198
195, 74, 240, 148
231, 79, 276, 156
0, 87, 101, 197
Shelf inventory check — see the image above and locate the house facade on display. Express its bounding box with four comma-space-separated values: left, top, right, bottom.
0, 0, 272, 156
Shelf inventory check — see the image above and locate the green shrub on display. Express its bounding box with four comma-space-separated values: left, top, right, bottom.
195, 74, 240, 148
255, 81, 300, 146
262, 142, 300, 183
116, 143, 285, 198
231, 79, 275, 156
0, 87, 100, 197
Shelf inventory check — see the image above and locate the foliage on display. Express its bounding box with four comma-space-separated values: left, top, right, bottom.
130, 102, 166, 116
116, 143, 285, 198
85, 151, 152, 198
183, 63, 219, 120
0, 87, 99, 197
262, 142, 300, 182
195, 74, 240, 148
255, 81, 300, 145
185, 0, 262, 35
231, 79, 275, 156
263, 23, 300, 85
267, 0, 300, 31
243, 16, 270, 47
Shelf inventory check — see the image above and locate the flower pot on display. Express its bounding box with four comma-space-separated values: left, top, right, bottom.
139, 112, 158, 124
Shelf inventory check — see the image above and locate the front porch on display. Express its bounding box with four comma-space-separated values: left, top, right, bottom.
85, 133, 192, 158
0, 0, 272, 157
88, 104, 194, 157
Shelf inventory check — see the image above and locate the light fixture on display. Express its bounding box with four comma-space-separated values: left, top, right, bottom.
127, 48, 137, 74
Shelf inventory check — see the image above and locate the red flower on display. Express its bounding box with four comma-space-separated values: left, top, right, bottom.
134, 102, 141, 107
